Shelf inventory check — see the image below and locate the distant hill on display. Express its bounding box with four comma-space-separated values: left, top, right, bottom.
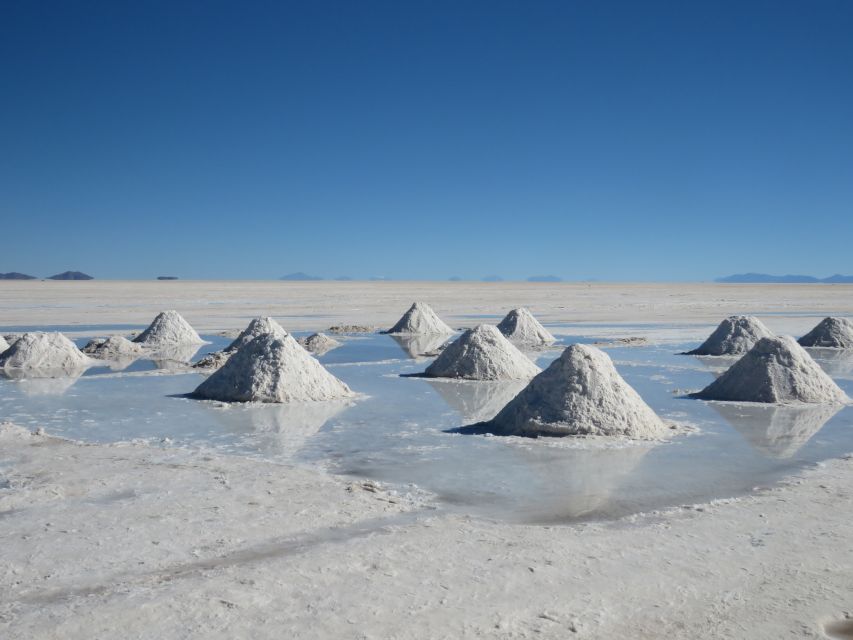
448, 276, 462, 281
0, 272, 37, 280
157, 276, 179, 280
716, 273, 853, 284
280, 272, 323, 281
48, 271, 93, 280
481, 275, 503, 282
527, 275, 562, 283
334, 276, 353, 281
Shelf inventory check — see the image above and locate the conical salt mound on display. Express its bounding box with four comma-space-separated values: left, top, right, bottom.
0, 335, 8, 354
298, 332, 342, 356
798, 317, 853, 349
82, 335, 144, 360
685, 315, 773, 356
485, 343, 669, 439
133, 310, 204, 347
424, 324, 540, 380
192, 333, 353, 403
226, 317, 288, 352
385, 302, 453, 335
692, 336, 849, 404
0, 332, 90, 372
497, 308, 555, 346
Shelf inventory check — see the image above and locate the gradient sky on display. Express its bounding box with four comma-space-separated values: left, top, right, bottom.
2, 1, 852, 280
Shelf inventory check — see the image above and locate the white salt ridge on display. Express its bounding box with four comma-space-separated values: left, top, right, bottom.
193, 333, 353, 403
0, 332, 90, 373
133, 310, 204, 347
385, 302, 453, 335
298, 333, 342, 355
685, 315, 773, 356
0, 335, 8, 354
693, 336, 849, 404
82, 336, 145, 360
497, 308, 556, 346
424, 324, 540, 381
798, 317, 853, 349
486, 343, 669, 439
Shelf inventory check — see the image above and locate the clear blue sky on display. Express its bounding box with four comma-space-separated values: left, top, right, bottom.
2, 0, 852, 280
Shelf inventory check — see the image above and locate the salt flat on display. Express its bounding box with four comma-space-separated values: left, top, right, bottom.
1, 281, 853, 639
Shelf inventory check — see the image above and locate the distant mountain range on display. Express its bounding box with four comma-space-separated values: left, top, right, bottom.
716, 273, 853, 284
527, 275, 563, 282
48, 271, 93, 280
280, 272, 323, 281
0, 272, 37, 280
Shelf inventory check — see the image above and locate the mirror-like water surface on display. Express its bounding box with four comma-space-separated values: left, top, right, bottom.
2, 324, 852, 524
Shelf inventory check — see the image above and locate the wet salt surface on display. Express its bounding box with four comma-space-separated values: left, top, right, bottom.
1, 323, 853, 524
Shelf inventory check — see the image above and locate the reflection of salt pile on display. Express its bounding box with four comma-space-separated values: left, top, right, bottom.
3, 367, 83, 395
684, 315, 773, 356
298, 333, 342, 356
497, 308, 555, 346
194, 317, 288, 370
798, 317, 853, 349
486, 344, 669, 438
711, 402, 841, 458
692, 336, 849, 404
809, 348, 853, 378
0, 335, 8, 354
424, 325, 540, 380
133, 310, 205, 347
151, 343, 202, 369
193, 334, 353, 403
0, 332, 90, 375
426, 379, 528, 422
82, 336, 144, 360
390, 334, 450, 360
385, 302, 453, 335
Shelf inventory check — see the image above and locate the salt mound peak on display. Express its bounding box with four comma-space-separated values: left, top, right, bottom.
0, 335, 8, 354
192, 333, 353, 403
82, 335, 144, 360
298, 333, 342, 355
424, 324, 540, 380
685, 315, 773, 356
497, 308, 555, 346
385, 302, 453, 335
133, 310, 204, 347
0, 332, 90, 372
692, 336, 849, 404
486, 343, 669, 439
226, 317, 288, 352
798, 317, 853, 349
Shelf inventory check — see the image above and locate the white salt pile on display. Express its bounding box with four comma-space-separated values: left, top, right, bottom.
497, 308, 556, 346
192, 333, 353, 403
226, 316, 288, 351
133, 310, 205, 347
685, 315, 773, 356
0, 335, 8, 354
385, 302, 453, 335
0, 332, 90, 373
692, 336, 849, 404
423, 324, 540, 380
194, 317, 288, 370
82, 336, 144, 360
485, 343, 669, 439
298, 333, 342, 355
798, 317, 853, 349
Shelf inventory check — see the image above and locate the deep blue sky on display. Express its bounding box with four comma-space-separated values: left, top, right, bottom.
2, 1, 852, 280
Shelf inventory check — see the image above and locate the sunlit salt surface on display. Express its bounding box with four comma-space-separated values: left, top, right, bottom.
2, 323, 852, 524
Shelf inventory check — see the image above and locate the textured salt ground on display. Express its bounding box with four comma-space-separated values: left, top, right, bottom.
422, 324, 540, 380
497, 307, 556, 346
799, 317, 853, 349
692, 336, 849, 404
1, 423, 852, 640
684, 315, 774, 356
